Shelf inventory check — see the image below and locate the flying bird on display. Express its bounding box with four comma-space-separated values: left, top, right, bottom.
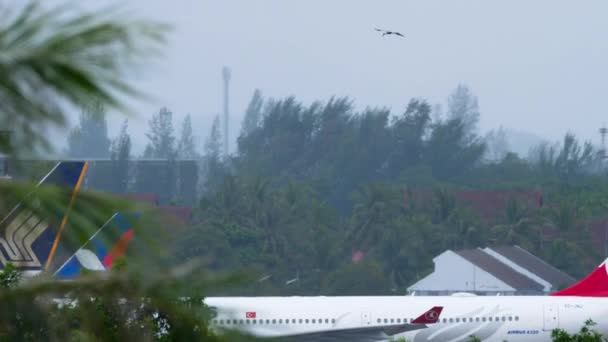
375, 28, 404, 38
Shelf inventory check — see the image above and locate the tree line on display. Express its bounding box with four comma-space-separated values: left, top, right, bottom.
172, 85, 608, 296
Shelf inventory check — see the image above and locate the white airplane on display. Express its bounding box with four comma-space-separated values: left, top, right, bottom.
205, 259, 608, 341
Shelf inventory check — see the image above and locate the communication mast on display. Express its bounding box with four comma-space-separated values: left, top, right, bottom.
222, 67, 231, 157
600, 125, 608, 159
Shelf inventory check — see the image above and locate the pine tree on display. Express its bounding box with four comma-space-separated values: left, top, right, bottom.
485, 126, 510, 162
66, 100, 111, 158
447, 84, 480, 135
177, 114, 198, 160
205, 115, 222, 160
241, 89, 264, 137
111, 120, 131, 192
203, 115, 224, 192
144, 107, 176, 159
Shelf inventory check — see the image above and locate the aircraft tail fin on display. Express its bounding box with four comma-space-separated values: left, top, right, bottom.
0, 161, 88, 272
551, 258, 608, 297
412, 306, 443, 324
54, 212, 136, 279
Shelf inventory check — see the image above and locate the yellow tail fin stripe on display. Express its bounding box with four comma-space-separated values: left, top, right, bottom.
44, 161, 89, 271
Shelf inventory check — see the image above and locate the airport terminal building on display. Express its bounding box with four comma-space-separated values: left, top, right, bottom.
407, 246, 575, 296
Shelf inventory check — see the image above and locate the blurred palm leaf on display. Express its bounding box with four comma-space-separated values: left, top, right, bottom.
0, 2, 168, 157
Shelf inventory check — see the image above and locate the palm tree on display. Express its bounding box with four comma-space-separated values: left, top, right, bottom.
0, 3, 238, 340
0, 2, 166, 158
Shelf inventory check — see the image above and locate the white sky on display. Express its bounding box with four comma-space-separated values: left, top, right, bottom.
53, 0, 608, 153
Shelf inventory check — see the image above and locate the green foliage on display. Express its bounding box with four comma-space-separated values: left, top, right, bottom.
552, 320, 607, 341
67, 100, 111, 158
0, 1, 240, 341
322, 262, 391, 295
184, 86, 608, 294
111, 119, 132, 192
447, 84, 480, 135
178, 114, 198, 160
467, 335, 482, 342
240, 89, 264, 137
145, 107, 177, 159
203, 116, 226, 193
0, 263, 21, 289
389, 337, 410, 342
0, 1, 166, 158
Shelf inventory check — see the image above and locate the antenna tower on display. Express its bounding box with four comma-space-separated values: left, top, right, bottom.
222, 67, 231, 157
600, 125, 608, 159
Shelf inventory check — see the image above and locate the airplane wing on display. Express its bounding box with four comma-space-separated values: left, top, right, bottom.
279, 306, 443, 342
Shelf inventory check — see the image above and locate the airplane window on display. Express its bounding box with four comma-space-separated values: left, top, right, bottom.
377, 319, 381, 323
442, 318, 447, 323
515, 316, 519, 321
272, 319, 276, 324
305, 319, 309, 324
253, 319, 257, 324
279, 319, 283, 324
312, 319, 316, 324
385, 319, 389, 323
266, 319, 270, 324
319, 318, 323, 323
325, 319, 329, 323
240, 319, 244, 324
397, 318, 401, 323
455, 318, 460, 323
475, 317, 480, 322
219, 320, 224, 325
246, 320, 250, 324
495, 317, 499, 322
488, 317, 493, 322
390, 318, 394, 323
292, 319, 296, 323
449, 318, 453, 323
299, 319, 303, 324
482, 317, 486, 322
508, 317, 512, 321
502, 317, 506, 321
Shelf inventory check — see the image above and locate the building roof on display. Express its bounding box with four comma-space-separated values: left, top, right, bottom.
455, 248, 544, 292
403, 190, 543, 223
455, 191, 543, 222
490, 245, 575, 288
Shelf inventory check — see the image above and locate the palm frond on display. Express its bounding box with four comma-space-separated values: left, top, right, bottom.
0, 1, 169, 157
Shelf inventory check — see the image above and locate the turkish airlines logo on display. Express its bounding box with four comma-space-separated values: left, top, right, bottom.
0, 209, 48, 268
425, 310, 439, 321
246, 312, 256, 319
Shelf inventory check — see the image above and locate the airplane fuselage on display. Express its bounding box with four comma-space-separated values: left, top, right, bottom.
205, 295, 608, 341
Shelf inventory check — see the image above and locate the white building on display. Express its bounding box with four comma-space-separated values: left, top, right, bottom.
407, 246, 574, 296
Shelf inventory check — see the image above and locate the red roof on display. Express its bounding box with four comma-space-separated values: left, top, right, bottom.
455, 191, 542, 222
404, 190, 543, 223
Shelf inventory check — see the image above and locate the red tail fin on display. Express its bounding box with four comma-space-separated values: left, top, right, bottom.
552, 261, 608, 297
412, 306, 443, 324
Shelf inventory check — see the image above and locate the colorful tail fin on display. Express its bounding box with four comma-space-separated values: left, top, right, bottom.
54, 212, 136, 279
551, 259, 608, 297
412, 306, 443, 324
0, 161, 88, 273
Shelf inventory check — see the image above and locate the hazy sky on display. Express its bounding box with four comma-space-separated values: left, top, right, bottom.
66, 0, 608, 154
